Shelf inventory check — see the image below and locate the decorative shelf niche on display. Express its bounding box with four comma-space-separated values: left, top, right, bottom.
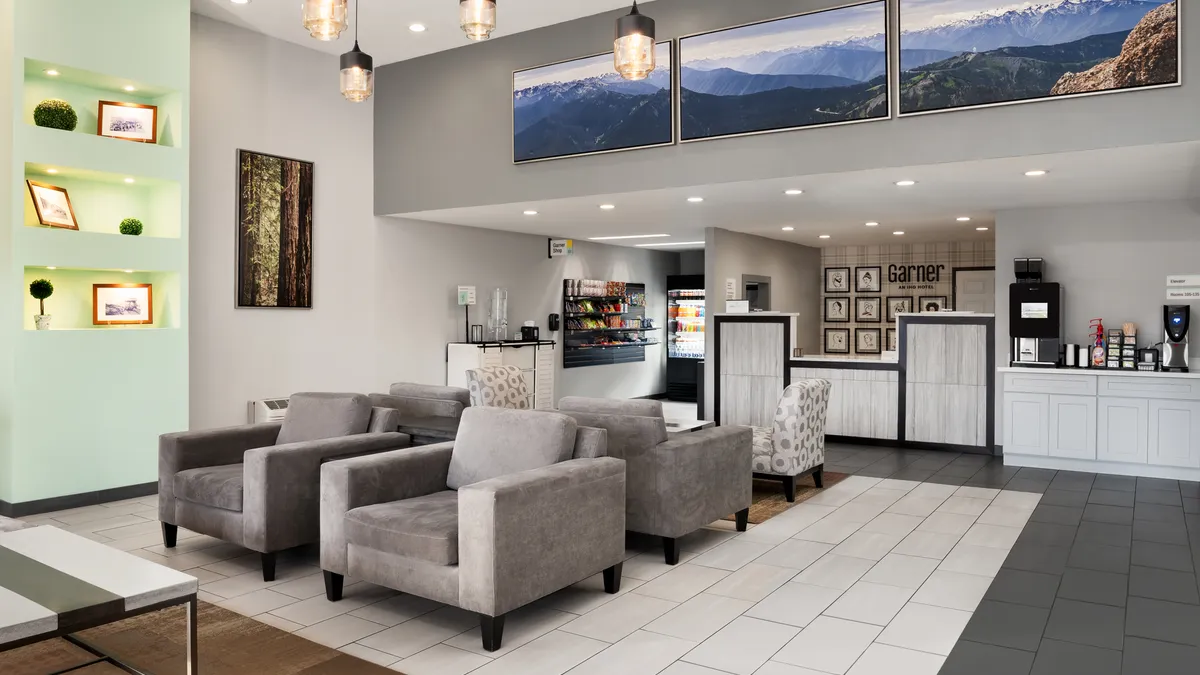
23, 163, 181, 239
22, 266, 181, 331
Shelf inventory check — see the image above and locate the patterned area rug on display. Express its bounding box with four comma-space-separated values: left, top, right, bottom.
0, 601, 403, 675
723, 471, 849, 525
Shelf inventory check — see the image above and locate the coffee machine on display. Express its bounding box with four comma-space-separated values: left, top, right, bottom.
1163, 305, 1190, 373
1009, 258, 1063, 368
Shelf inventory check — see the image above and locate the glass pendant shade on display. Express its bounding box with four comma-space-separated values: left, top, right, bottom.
303, 0, 349, 41
615, 2, 655, 81
340, 42, 373, 102
460, 0, 497, 41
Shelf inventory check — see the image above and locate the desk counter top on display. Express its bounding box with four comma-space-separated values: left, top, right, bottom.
998, 367, 1200, 380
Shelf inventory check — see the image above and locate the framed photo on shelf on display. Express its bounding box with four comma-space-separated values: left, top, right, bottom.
920, 296, 948, 312
855, 297, 882, 323
26, 180, 78, 230
824, 267, 850, 293
98, 100, 158, 144
855, 266, 881, 293
856, 328, 882, 354
887, 327, 898, 352
887, 296, 913, 322
825, 328, 850, 354
93, 284, 153, 326
825, 297, 850, 323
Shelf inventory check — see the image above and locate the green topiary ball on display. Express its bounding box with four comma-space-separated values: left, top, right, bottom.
29, 279, 53, 301
33, 99, 78, 131
119, 218, 144, 236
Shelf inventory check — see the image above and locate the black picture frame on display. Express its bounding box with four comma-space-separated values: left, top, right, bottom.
825, 267, 851, 294
825, 328, 850, 354
856, 328, 882, 354
887, 327, 897, 352
855, 297, 882, 323
825, 297, 850, 323
855, 266, 882, 293
886, 296, 914, 322
919, 296, 949, 312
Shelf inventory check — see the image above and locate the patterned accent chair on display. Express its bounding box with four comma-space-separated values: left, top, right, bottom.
465, 365, 530, 410
751, 379, 832, 502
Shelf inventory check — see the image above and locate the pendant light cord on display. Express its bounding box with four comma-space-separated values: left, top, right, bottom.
355, 0, 359, 45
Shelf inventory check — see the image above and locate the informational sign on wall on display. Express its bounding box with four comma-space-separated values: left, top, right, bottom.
548, 239, 574, 258
725, 278, 736, 300
1166, 275, 1200, 300
457, 286, 476, 306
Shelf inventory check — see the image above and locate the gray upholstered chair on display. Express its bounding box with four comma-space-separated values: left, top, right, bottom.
752, 380, 832, 501
369, 382, 470, 421
0, 516, 29, 533
320, 406, 624, 652
158, 392, 410, 581
465, 365, 530, 409
557, 397, 752, 565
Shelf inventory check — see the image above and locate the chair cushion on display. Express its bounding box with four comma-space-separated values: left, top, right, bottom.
465, 366, 530, 409
174, 464, 244, 512
344, 491, 460, 565
277, 392, 372, 445
389, 383, 470, 406
446, 407, 576, 490
559, 397, 664, 418
751, 426, 774, 473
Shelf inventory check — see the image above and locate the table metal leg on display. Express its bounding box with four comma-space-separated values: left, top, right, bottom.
186, 596, 199, 675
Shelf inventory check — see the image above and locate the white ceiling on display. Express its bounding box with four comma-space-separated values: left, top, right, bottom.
191, 0, 634, 65
399, 142, 1200, 250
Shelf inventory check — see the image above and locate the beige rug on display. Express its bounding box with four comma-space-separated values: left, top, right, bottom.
723, 471, 849, 525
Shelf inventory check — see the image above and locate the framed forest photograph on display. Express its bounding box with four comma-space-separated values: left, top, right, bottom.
237, 150, 313, 308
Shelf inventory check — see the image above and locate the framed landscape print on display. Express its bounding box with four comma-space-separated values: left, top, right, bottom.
887, 328, 898, 352
855, 297, 882, 323
513, 42, 673, 163
825, 297, 850, 323
679, 0, 889, 142
26, 180, 78, 229
887, 296, 913, 322
825, 267, 850, 293
237, 150, 313, 308
856, 328, 882, 354
855, 266, 882, 293
898, 0, 1179, 116
93, 284, 152, 325
825, 328, 850, 354
98, 100, 158, 143
920, 296, 948, 312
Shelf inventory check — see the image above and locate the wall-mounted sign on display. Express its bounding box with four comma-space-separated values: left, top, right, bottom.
888, 264, 945, 284
1167, 275, 1200, 287
457, 286, 476, 306
1166, 275, 1200, 301
725, 278, 736, 300
1167, 288, 1200, 301
549, 239, 574, 258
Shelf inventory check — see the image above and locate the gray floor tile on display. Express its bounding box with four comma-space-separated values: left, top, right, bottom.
1030, 638, 1121, 675
1039, 490, 1088, 508
1093, 475, 1136, 493
1017, 522, 1077, 548
1075, 522, 1132, 548
1136, 477, 1179, 492
1180, 482, 1200, 499
1125, 596, 1200, 647
1049, 472, 1095, 493
1067, 542, 1130, 574
1030, 504, 1084, 526
940, 640, 1034, 675
1184, 498, 1200, 515
1004, 478, 1051, 494
1132, 519, 1190, 547
1082, 504, 1134, 526
1134, 503, 1185, 525
1043, 599, 1124, 650
890, 468, 936, 482
935, 463, 983, 478
1135, 489, 1183, 507
1128, 566, 1200, 605
1005, 542, 1072, 576
1088, 490, 1135, 508
1130, 541, 1194, 573
1057, 568, 1128, 607
985, 569, 1061, 609
926, 474, 970, 487
1016, 468, 1057, 482
1122, 637, 1200, 675
960, 600, 1049, 652
963, 477, 1013, 490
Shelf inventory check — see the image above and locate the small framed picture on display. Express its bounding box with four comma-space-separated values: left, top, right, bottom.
93, 284, 153, 325
856, 328, 882, 354
98, 100, 158, 144
825, 328, 850, 354
886, 296, 913, 322
887, 328, 898, 352
855, 266, 881, 293
26, 180, 78, 230
855, 297, 882, 323
825, 297, 850, 323
825, 267, 850, 294
919, 296, 948, 313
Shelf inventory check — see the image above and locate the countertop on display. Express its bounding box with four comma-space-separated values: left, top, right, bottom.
794, 356, 899, 364
998, 367, 1200, 380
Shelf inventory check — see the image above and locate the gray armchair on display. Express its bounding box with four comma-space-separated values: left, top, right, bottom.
159, 393, 410, 581
320, 406, 623, 652
368, 382, 470, 445
557, 397, 752, 565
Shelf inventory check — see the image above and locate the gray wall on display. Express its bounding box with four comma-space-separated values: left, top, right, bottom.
679, 250, 704, 276
703, 227, 821, 419
994, 200, 1200, 444
374, 0, 1200, 215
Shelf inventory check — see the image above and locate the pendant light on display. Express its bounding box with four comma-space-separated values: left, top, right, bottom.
303, 0, 349, 41
460, 0, 497, 41
340, 0, 373, 102
615, 1, 656, 81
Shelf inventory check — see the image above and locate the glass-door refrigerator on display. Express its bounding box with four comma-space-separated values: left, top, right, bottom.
667, 275, 705, 401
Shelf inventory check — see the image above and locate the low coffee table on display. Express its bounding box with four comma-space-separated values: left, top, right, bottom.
0, 525, 200, 673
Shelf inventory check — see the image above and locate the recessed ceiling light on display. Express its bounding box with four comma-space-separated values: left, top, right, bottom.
599, 204, 616, 210
865, 221, 879, 227
230, 0, 250, 4
123, 85, 137, 92
46, 266, 57, 270
781, 227, 794, 232
957, 216, 971, 222
124, 177, 135, 184
895, 180, 917, 187
784, 189, 803, 196
636, 241, 705, 247
124, 269, 134, 273
523, 210, 538, 215
1025, 170, 1048, 177
409, 23, 426, 32
46, 168, 58, 174
589, 234, 669, 241
976, 227, 990, 231
818, 234, 831, 239
687, 197, 704, 203
44, 69, 59, 76
893, 231, 905, 236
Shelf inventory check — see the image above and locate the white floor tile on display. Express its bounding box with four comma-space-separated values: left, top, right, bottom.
873, 479, 921, 493
915, 512, 977, 537
937, 543, 1010, 578
217, 588, 297, 617
804, 489, 860, 508
936, 496, 991, 517
752, 539, 834, 571
267, 586, 381, 626
706, 563, 797, 602
823, 503, 887, 525
339, 642, 400, 667
853, 487, 909, 507
349, 595, 444, 627
959, 523, 1022, 550
559, 591, 678, 643
823, 581, 913, 626
623, 552, 699, 582
886, 495, 946, 518
677, 528, 739, 554
861, 553, 939, 590
755, 663, 833, 675
773, 616, 882, 674
907, 483, 958, 500
909, 570, 993, 612
446, 606, 575, 658
633, 564, 728, 603
891, 530, 961, 560
954, 486, 1000, 500
568, 630, 696, 675
859, 513, 924, 538
681, 617, 800, 675
877, 602, 972, 656
470, 629, 607, 675
393, 644, 492, 675
975, 504, 1034, 528
745, 582, 843, 628
991, 490, 1042, 511
737, 517, 817, 546
643, 593, 754, 642
200, 553, 263, 578
534, 574, 645, 615
791, 554, 877, 591
253, 612, 304, 633
794, 519, 863, 545
358, 606, 477, 658
658, 662, 729, 675
270, 573, 333, 600
845, 643, 945, 675
294, 614, 387, 648
690, 539, 775, 571
831, 531, 905, 561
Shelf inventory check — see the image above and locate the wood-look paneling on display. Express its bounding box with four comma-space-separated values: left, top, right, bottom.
720, 323, 784, 376
791, 367, 898, 440
904, 323, 988, 446
720, 374, 783, 427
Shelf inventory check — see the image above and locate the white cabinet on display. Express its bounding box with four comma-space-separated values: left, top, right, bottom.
446, 342, 556, 409
1048, 395, 1097, 460
1004, 392, 1049, 456
1148, 400, 1200, 468
1097, 398, 1148, 464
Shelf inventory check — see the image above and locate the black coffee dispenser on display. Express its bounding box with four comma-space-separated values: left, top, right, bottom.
1163, 305, 1190, 373
1010, 258, 1062, 368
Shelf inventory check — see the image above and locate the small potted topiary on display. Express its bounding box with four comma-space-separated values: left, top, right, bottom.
29, 279, 53, 330
119, 218, 144, 236
33, 99, 78, 131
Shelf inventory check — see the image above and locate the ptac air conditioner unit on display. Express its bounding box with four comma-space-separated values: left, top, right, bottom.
248, 397, 290, 424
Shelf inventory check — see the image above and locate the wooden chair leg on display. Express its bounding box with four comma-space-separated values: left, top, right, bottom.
812, 465, 825, 488
481, 614, 506, 652
662, 537, 679, 565
323, 571, 344, 601
735, 508, 750, 532
161, 523, 177, 548
783, 475, 797, 503
603, 562, 623, 594
261, 552, 276, 582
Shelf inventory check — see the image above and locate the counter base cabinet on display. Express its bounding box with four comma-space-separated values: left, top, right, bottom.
1097, 398, 1148, 464
792, 367, 897, 441
1004, 393, 1049, 456
1148, 400, 1200, 469
1049, 395, 1097, 461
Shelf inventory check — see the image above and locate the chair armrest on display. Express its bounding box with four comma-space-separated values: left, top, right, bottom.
367, 406, 402, 433
158, 422, 282, 523
319, 442, 454, 574
458, 458, 626, 617
649, 426, 753, 538
370, 393, 464, 420
242, 432, 410, 553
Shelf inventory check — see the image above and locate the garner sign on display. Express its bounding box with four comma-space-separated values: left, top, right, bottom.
888, 264, 945, 284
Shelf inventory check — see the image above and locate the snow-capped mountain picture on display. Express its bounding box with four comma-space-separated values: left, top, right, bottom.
513, 43, 673, 163
899, 0, 1179, 114
679, 1, 889, 142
